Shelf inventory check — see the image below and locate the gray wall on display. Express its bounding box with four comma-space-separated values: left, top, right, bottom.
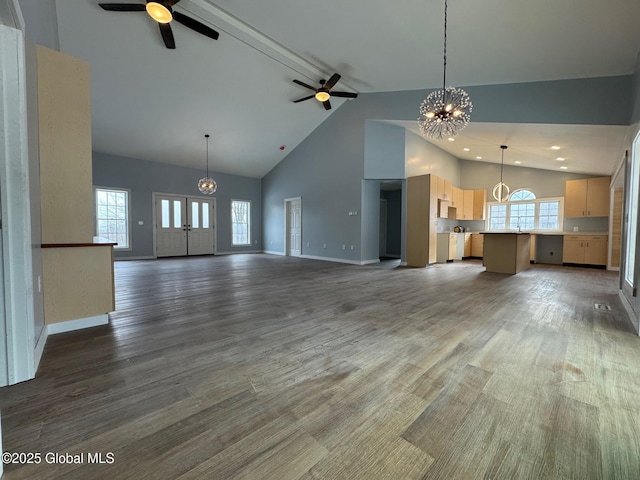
17, 0, 59, 50
263, 75, 632, 263
364, 121, 405, 179
93, 153, 262, 258
404, 130, 461, 182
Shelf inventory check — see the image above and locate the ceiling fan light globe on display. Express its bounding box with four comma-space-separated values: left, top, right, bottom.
146, 2, 172, 23
315, 91, 330, 102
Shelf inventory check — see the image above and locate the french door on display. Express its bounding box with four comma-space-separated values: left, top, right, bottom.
155, 194, 215, 257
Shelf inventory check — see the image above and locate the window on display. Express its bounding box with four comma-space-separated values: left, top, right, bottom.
231, 200, 251, 246
487, 192, 563, 232
509, 189, 536, 201
95, 187, 130, 249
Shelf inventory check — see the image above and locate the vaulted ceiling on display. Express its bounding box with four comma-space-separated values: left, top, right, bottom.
39, 1, 640, 177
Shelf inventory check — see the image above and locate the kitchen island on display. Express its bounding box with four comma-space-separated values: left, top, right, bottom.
481, 232, 531, 274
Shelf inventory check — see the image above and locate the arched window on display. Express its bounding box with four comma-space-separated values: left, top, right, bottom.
509, 189, 536, 201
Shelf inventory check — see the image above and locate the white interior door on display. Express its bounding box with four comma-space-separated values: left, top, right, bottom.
286, 198, 302, 256
156, 195, 188, 257
187, 197, 215, 255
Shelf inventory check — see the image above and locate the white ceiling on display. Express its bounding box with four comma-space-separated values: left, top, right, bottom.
394, 121, 629, 176
51, 0, 640, 178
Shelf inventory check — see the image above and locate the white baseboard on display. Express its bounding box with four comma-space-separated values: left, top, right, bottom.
47, 314, 109, 335
300, 254, 379, 266
114, 256, 155, 261
619, 290, 639, 335
263, 250, 285, 256
400, 261, 407, 266
215, 250, 263, 255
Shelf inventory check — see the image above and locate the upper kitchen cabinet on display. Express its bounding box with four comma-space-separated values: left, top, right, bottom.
565, 176, 610, 217
473, 189, 486, 220
462, 189, 474, 220
437, 176, 452, 201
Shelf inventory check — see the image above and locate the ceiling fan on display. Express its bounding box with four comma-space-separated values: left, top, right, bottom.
98, 1, 219, 49
292, 73, 358, 110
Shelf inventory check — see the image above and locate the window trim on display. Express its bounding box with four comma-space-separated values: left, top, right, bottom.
487, 196, 564, 232
94, 186, 132, 250
231, 199, 251, 247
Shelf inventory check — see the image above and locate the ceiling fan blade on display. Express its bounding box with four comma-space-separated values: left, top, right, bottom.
323, 100, 332, 111
293, 95, 315, 103
99, 3, 146, 11
173, 11, 219, 40
324, 73, 341, 90
159, 23, 176, 49
293, 79, 316, 91
330, 91, 358, 98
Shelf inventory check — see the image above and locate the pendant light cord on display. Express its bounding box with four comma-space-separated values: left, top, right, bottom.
205, 134, 210, 178
442, 0, 448, 95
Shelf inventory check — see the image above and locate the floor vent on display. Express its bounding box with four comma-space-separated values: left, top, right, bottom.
594, 304, 612, 311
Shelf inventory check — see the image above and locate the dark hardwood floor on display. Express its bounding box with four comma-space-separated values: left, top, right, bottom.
1, 254, 639, 479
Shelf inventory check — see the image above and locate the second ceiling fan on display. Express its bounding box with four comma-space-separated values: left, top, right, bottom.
293, 73, 358, 110
99, 0, 219, 49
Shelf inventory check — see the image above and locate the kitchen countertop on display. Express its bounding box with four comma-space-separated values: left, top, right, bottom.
466, 231, 608, 236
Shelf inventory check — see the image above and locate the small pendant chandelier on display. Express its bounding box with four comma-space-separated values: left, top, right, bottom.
198, 134, 217, 194
492, 145, 510, 202
418, 0, 472, 140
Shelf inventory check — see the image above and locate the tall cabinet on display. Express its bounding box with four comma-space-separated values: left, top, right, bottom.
37, 46, 115, 327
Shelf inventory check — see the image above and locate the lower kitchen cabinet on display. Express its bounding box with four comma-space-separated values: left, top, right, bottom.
437, 233, 459, 262
471, 233, 484, 257
562, 235, 607, 266
463, 233, 472, 257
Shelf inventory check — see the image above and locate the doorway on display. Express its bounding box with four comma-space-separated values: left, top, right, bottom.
285, 197, 302, 256
154, 194, 216, 257
379, 181, 402, 260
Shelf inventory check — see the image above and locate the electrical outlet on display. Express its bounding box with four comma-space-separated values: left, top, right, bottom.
350, 245, 354, 250
573, 226, 579, 232
342, 244, 346, 250
323, 243, 326, 249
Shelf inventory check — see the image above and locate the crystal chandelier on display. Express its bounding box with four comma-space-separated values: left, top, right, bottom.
492, 145, 510, 202
418, 0, 472, 140
198, 134, 217, 194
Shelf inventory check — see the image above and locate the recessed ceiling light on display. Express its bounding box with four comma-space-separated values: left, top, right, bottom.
447, 137, 455, 142
514, 161, 522, 164
476, 156, 482, 160
556, 157, 565, 161
463, 148, 470, 152
551, 146, 561, 150
560, 166, 568, 170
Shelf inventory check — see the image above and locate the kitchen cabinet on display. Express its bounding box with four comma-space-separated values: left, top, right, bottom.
565, 177, 610, 217
562, 235, 608, 265
452, 187, 463, 219
462, 190, 474, 220
437, 233, 458, 263
471, 233, 484, 257
407, 174, 438, 266
473, 189, 486, 220
437, 176, 452, 201
463, 233, 472, 257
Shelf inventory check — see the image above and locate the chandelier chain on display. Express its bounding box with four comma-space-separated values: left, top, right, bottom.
442, 0, 447, 93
